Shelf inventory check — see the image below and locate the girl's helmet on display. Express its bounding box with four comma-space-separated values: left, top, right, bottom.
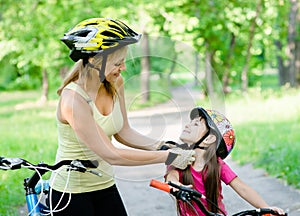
190, 107, 235, 159
61, 18, 141, 62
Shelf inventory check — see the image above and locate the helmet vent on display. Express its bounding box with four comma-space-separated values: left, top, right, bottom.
101, 30, 121, 39
85, 22, 99, 26
108, 23, 125, 33
73, 30, 91, 37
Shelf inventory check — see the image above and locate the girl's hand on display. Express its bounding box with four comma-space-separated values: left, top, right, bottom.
168, 181, 193, 192
268, 206, 286, 215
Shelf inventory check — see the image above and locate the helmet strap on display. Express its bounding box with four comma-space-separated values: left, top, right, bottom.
86, 55, 107, 83
98, 55, 107, 83
193, 130, 210, 150
194, 146, 209, 150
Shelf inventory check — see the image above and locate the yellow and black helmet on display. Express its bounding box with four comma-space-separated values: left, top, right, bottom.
61, 18, 141, 62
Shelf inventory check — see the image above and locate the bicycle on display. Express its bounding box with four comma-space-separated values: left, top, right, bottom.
0, 156, 101, 216
150, 179, 288, 216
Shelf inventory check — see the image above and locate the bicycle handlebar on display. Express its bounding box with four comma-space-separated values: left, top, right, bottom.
0, 156, 100, 190
150, 179, 287, 216
0, 157, 98, 171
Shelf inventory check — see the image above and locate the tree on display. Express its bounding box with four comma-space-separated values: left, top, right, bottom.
140, 32, 151, 102
241, 0, 263, 92
286, 0, 299, 87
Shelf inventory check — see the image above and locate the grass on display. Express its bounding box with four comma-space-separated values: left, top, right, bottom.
0, 80, 299, 214
0, 91, 58, 215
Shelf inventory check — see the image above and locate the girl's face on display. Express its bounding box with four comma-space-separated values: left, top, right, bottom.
179, 116, 209, 145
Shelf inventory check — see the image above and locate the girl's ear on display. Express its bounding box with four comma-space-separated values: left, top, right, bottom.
203, 134, 216, 144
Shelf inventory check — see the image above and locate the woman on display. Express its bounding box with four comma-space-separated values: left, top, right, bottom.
48, 18, 195, 216
165, 107, 285, 216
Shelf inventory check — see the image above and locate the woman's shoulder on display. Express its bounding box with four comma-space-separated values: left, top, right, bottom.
60, 85, 91, 108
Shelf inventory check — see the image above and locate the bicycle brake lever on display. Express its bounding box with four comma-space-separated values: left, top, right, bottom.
80, 160, 99, 168
86, 170, 102, 177
170, 189, 191, 202
67, 160, 102, 177
0, 158, 24, 170
68, 160, 87, 172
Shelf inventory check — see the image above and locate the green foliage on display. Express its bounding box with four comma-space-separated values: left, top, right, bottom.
1, 0, 298, 94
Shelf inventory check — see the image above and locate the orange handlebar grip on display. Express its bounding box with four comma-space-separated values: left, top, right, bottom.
150, 179, 171, 193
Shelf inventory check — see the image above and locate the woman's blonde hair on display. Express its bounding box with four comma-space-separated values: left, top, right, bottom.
57, 46, 128, 96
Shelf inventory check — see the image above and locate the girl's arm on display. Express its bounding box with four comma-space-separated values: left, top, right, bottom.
229, 177, 269, 207
165, 169, 180, 184
114, 76, 163, 151
229, 177, 285, 215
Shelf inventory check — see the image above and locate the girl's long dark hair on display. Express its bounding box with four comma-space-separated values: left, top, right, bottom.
180, 136, 220, 213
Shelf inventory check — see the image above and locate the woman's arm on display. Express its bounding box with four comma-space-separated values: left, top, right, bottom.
59, 87, 194, 168
60, 88, 168, 165
114, 76, 163, 151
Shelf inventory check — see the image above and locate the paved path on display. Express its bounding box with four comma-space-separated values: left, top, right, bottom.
114, 84, 300, 216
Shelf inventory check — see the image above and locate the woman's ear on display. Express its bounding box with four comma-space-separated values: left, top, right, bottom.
88, 56, 95, 63
203, 134, 216, 144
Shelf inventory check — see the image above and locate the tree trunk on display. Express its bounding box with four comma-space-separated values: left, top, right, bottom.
296, 0, 300, 84
286, 0, 298, 87
296, 39, 300, 84
274, 40, 287, 85
40, 69, 48, 103
167, 52, 177, 89
194, 52, 200, 86
140, 31, 151, 103
222, 32, 236, 93
241, 0, 263, 92
205, 43, 214, 97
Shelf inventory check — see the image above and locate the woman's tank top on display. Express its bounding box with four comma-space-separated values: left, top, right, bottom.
50, 82, 124, 193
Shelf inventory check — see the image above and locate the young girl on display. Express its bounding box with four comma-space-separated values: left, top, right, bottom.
165, 107, 285, 216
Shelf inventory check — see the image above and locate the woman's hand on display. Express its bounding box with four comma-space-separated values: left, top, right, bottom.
165, 148, 195, 169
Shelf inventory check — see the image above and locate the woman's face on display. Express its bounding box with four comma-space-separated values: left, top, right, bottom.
105, 48, 127, 83
105, 58, 126, 83
179, 116, 209, 144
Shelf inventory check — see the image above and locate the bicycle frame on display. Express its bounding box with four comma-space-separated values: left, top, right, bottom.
150, 179, 288, 216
